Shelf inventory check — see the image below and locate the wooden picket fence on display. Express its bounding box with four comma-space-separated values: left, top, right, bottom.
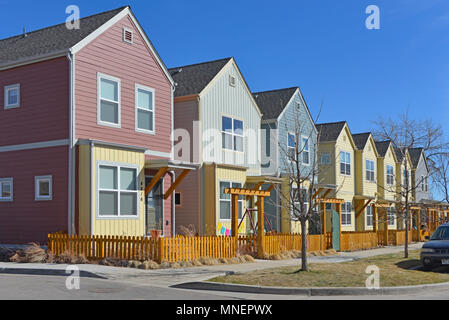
262, 233, 325, 255
341, 232, 378, 252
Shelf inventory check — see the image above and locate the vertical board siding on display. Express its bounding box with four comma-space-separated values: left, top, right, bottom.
75, 15, 172, 154
414, 155, 430, 202
0, 57, 69, 146
0, 146, 68, 244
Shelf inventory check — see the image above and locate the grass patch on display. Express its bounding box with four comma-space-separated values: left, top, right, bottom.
209, 250, 449, 287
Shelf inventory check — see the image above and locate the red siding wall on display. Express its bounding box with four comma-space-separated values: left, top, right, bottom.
74, 15, 172, 154
0, 146, 68, 244
0, 57, 69, 146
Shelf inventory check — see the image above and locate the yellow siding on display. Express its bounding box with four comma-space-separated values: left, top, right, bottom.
335, 127, 355, 197
78, 144, 91, 235
281, 178, 310, 234
203, 164, 216, 235
90, 145, 145, 237
363, 139, 378, 197
317, 142, 335, 187
355, 151, 363, 195
383, 146, 396, 201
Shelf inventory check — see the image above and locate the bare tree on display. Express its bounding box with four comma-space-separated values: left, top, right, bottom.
372, 111, 448, 257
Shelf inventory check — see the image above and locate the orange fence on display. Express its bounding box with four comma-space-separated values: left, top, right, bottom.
341, 232, 378, 252
388, 230, 413, 246
262, 233, 327, 255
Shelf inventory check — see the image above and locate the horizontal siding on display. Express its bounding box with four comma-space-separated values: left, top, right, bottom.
0, 146, 69, 243
75, 14, 172, 155
0, 57, 69, 146
173, 168, 200, 235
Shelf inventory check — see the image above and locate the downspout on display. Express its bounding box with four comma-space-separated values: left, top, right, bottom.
90, 141, 94, 235
169, 170, 176, 236
67, 51, 75, 235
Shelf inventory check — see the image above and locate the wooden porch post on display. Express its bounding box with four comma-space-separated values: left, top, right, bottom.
257, 196, 265, 258
417, 209, 421, 241
384, 208, 389, 246
321, 202, 326, 250
373, 205, 377, 233
427, 208, 431, 233
231, 194, 239, 237
336, 202, 342, 252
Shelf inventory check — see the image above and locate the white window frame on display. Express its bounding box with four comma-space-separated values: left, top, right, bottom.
320, 152, 331, 165
301, 135, 310, 166
424, 176, 428, 192
4, 84, 20, 109
291, 187, 309, 215
340, 151, 351, 176
96, 161, 140, 219
341, 202, 352, 226
365, 159, 375, 182
366, 206, 373, 227
386, 165, 394, 185
387, 207, 395, 226
219, 180, 243, 220
97, 73, 121, 128
221, 115, 244, 153
135, 83, 155, 135
35, 175, 52, 201
0, 178, 13, 202
287, 132, 296, 162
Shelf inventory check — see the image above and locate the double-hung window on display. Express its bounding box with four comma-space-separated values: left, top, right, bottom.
366, 160, 375, 182
424, 176, 428, 192
287, 133, 296, 161
98, 73, 120, 127
320, 152, 331, 165
98, 164, 138, 217
302, 136, 310, 165
341, 202, 352, 226
4, 84, 20, 109
35, 176, 52, 201
387, 207, 395, 226
292, 187, 308, 214
386, 165, 394, 185
0, 178, 13, 201
340, 151, 351, 175
222, 116, 243, 152
135, 84, 155, 134
366, 206, 373, 226
219, 181, 243, 220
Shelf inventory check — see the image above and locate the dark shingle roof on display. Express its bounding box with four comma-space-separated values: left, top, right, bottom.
252, 87, 298, 120
315, 121, 346, 142
374, 140, 391, 157
352, 133, 371, 150
0, 6, 127, 66
408, 147, 423, 168
168, 58, 232, 97
394, 147, 407, 162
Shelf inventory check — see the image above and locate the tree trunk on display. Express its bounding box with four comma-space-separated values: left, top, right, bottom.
300, 219, 308, 271
404, 211, 409, 258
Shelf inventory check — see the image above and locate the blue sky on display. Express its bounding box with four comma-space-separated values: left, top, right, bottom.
1, 0, 448, 135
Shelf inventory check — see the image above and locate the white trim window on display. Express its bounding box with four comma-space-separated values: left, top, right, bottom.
98, 73, 121, 127
366, 205, 373, 226
222, 116, 243, 152
287, 133, 296, 161
320, 152, 331, 165
219, 181, 243, 220
35, 175, 52, 201
424, 176, 428, 192
4, 84, 20, 109
98, 163, 139, 217
135, 84, 155, 134
0, 178, 13, 201
366, 160, 375, 182
340, 151, 351, 175
387, 207, 395, 226
302, 136, 310, 165
341, 202, 352, 226
386, 165, 394, 185
292, 187, 308, 214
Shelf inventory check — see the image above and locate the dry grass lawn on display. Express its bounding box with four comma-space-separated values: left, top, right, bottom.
210, 250, 449, 287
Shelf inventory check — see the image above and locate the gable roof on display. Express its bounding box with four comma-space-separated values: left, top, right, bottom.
408, 147, 424, 168
315, 121, 347, 142
374, 140, 391, 157
168, 58, 232, 97
252, 87, 298, 120
0, 7, 126, 66
352, 132, 371, 150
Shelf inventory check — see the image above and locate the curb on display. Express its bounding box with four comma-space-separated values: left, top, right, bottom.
0, 267, 108, 279
171, 280, 449, 296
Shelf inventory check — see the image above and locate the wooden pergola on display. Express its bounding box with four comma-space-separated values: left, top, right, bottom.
224, 187, 271, 258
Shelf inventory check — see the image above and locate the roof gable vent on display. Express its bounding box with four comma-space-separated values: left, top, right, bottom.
123, 28, 133, 44
229, 75, 236, 87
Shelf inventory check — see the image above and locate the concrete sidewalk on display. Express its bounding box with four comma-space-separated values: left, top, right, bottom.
0, 242, 424, 288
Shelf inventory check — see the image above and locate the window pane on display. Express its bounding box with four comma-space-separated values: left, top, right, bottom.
303, 151, 309, 164
120, 168, 137, 191
99, 191, 118, 215
340, 152, 345, 163
234, 119, 243, 135
220, 201, 230, 219
1, 182, 11, 198
99, 166, 117, 189
39, 181, 50, 196
137, 89, 153, 111
222, 116, 232, 133
101, 78, 118, 101
346, 152, 350, 163
340, 163, 345, 174
220, 181, 230, 199
288, 134, 295, 147
222, 132, 232, 149
120, 192, 137, 215
137, 109, 153, 131
234, 135, 243, 152
100, 100, 119, 124
303, 138, 309, 151
8, 89, 18, 105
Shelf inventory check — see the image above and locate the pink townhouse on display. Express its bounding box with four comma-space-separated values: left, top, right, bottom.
0, 6, 196, 244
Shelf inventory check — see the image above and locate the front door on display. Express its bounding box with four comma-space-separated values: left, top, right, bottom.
332, 209, 340, 251
145, 177, 163, 236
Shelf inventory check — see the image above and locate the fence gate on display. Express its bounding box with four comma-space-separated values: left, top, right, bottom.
332, 209, 340, 251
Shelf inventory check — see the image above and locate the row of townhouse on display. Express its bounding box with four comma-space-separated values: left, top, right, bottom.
0, 6, 432, 244
316, 121, 431, 233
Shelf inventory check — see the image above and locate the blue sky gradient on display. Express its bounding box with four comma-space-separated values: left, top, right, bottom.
1, 0, 448, 135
